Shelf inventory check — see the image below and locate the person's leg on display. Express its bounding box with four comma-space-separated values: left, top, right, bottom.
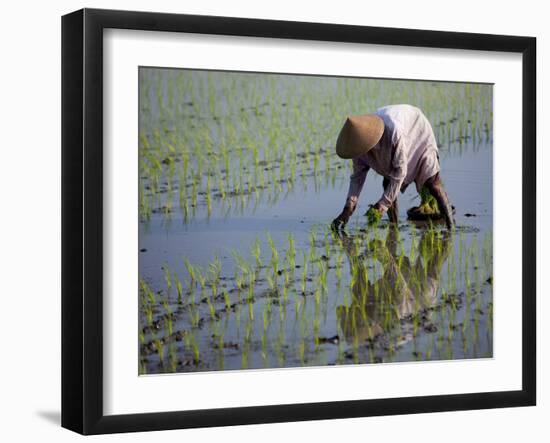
424, 172, 455, 229
382, 178, 399, 224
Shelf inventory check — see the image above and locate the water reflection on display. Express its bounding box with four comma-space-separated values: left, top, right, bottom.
336, 227, 452, 345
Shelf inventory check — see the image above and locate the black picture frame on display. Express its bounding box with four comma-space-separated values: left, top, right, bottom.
61, 8, 536, 435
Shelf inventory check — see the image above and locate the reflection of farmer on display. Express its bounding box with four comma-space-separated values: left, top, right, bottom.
335, 228, 452, 343
331, 105, 455, 230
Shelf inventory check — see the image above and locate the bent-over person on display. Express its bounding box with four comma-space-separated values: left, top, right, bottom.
331, 104, 455, 230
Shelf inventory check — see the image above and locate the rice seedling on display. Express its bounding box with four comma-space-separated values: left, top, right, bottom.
235, 272, 245, 293
208, 256, 222, 298
266, 271, 276, 294
139, 279, 157, 306
162, 305, 174, 338
309, 230, 318, 262
222, 290, 231, 311
266, 233, 279, 274
206, 297, 217, 320
287, 232, 296, 265
154, 335, 165, 363
173, 272, 183, 304
183, 257, 196, 288
323, 232, 331, 259
197, 269, 207, 292
142, 304, 154, 328
162, 263, 172, 295
317, 260, 328, 291
300, 251, 309, 294
366, 206, 382, 226
335, 252, 344, 284
245, 263, 256, 301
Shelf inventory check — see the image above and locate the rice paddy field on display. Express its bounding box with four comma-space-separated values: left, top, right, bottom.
138, 68, 493, 375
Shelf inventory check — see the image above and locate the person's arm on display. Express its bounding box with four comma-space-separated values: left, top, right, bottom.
332, 159, 369, 229
374, 137, 407, 213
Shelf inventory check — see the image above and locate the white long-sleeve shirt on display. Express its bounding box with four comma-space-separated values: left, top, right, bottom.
346, 104, 440, 211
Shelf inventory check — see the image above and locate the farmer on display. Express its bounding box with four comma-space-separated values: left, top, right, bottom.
331, 104, 455, 230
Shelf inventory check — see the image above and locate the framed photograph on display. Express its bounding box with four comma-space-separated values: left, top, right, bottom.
61, 8, 536, 435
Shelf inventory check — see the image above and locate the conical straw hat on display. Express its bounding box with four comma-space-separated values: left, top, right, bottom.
336, 114, 385, 159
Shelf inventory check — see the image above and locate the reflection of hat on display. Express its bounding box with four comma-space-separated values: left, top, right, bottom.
336, 114, 385, 159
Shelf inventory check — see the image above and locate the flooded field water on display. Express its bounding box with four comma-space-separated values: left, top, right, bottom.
138, 68, 493, 374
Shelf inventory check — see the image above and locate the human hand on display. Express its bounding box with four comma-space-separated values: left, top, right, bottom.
331, 205, 354, 231
372, 202, 385, 214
